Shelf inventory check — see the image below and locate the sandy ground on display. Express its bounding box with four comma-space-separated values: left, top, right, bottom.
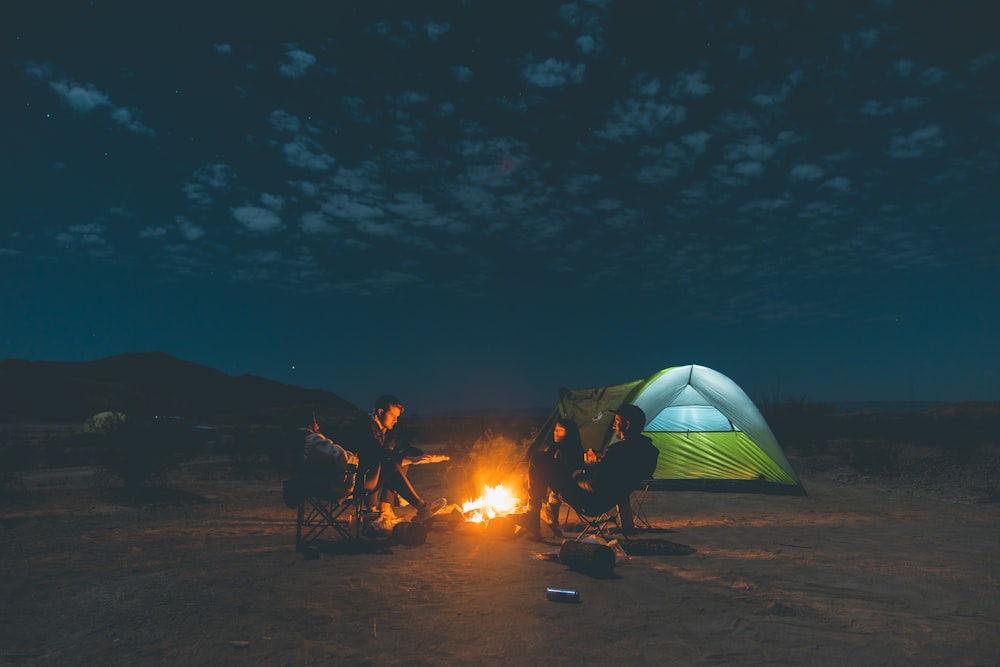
1, 460, 998, 667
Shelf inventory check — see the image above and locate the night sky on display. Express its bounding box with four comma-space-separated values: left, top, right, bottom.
3, 2, 999, 414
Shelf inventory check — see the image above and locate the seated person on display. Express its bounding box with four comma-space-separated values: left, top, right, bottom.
281, 417, 359, 508
527, 416, 585, 537
336, 394, 447, 529
302, 422, 359, 496
521, 403, 658, 537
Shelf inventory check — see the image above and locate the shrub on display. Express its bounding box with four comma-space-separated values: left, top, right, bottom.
222, 425, 297, 476
0, 431, 33, 495
89, 415, 210, 491
834, 439, 902, 475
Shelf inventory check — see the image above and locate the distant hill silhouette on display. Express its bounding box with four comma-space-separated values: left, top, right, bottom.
0, 352, 359, 425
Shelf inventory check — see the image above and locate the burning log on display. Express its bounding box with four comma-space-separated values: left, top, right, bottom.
460, 483, 527, 539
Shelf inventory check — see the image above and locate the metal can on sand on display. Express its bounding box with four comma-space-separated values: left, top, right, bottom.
546, 588, 581, 603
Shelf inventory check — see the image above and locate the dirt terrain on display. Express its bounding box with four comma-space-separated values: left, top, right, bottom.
2, 456, 998, 666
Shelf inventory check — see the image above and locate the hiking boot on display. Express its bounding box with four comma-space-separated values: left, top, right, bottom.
514, 508, 542, 538
368, 507, 401, 534
415, 497, 447, 523
542, 501, 562, 538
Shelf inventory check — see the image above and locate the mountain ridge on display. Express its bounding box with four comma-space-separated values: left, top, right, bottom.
0, 352, 358, 425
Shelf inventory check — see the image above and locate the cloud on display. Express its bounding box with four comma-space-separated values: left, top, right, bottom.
176, 217, 206, 241
139, 226, 168, 240
282, 139, 336, 170
521, 58, 586, 88
789, 164, 825, 181
48, 80, 109, 112
671, 69, 713, 98
750, 84, 791, 107
232, 205, 284, 235
279, 47, 317, 78
724, 136, 775, 163
559, 0, 607, 55
357, 219, 404, 237
299, 211, 339, 235
595, 98, 686, 141
893, 59, 915, 77
183, 163, 235, 206
196, 163, 234, 189
452, 65, 473, 82
969, 51, 1000, 74
425, 21, 450, 41
260, 193, 285, 211
321, 194, 384, 222
739, 198, 790, 213
842, 28, 879, 52
919, 67, 948, 86
41, 75, 155, 136
54, 223, 111, 256
110, 107, 156, 137
680, 131, 712, 155
860, 97, 928, 117
213, 43, 233, 55
268, 110, 304, 133
824, 176, 852, 193
887, 124, 945, 159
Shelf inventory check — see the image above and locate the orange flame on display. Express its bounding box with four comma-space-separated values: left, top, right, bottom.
461, 484, 524, 523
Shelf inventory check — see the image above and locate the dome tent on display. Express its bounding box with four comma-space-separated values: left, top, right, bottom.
532, 364, 805, 496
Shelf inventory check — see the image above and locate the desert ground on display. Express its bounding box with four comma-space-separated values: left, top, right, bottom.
2, 450, 998, 667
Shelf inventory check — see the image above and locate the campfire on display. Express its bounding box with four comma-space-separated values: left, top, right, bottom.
461, 484, 526, 524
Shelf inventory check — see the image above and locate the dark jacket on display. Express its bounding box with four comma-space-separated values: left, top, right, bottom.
588, 433, 658, 503
335, 412, 423, 472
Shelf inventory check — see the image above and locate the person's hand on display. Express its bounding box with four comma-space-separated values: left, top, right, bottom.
409, 454, 450, 465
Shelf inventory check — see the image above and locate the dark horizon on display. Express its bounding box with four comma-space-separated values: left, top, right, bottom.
2, 351, 993, 424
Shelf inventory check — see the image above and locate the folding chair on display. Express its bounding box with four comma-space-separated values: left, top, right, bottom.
623, 480, 653, 531
553, 491, 620, 541
568, 503, 621, 541
284, 463, 374, 555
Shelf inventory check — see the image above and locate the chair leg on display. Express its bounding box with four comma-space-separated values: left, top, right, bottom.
630, 483, 652, 530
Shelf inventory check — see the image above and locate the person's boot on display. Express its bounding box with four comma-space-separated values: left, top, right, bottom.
542, 500, 563, 538
516, 505, 543, 539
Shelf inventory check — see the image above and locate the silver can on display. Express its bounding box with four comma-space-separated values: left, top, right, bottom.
546, 587, 581, 603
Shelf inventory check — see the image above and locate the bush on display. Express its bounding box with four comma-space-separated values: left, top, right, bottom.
88, 415, 211, 491
221, 425, 298, 476
833, 439, 902, 475
0, 431, 34, 495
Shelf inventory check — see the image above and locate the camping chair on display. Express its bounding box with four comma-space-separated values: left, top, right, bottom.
556, 489, 628, 540
621, 480, 654, 531
566, 503, 621, 541
561, 479, 654, 539
283, 466, 367, 553
283, 429, 375, 556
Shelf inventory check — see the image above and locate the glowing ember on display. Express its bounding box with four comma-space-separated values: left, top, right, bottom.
461, 484, 524, 523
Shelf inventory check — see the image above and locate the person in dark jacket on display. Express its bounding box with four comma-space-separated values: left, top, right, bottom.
520, 404, 658, 537
529, 417, 585, 537
338, 394, 447, 528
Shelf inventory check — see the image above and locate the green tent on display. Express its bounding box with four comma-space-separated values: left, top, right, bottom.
532, 364, 806, 496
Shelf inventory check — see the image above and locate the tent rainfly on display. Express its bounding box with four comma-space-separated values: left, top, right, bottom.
531, 364, 806, 496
